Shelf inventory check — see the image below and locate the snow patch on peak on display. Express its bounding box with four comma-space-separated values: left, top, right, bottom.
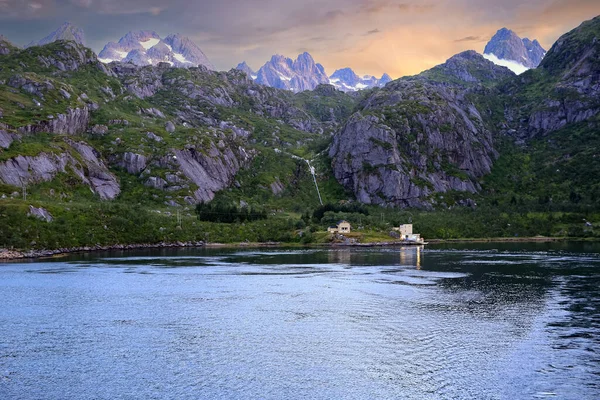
483, 53, 529, 75
173, 53, 190, 64
140, 38, 160, 50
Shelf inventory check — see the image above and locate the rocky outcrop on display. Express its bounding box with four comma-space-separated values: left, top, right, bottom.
28, 205, 53, 222
174, 141, 254, 203
116, 152, 147, 174
69, 141, 120, 200
0, 140, 119, 200
0, 129, 19, 149
484, 28, 545, 69
31, 41, 100, 72
0, 153, 71, 186
17, 107, 90, 135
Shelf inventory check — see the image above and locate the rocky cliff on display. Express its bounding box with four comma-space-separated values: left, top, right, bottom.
329, 52, 511, 208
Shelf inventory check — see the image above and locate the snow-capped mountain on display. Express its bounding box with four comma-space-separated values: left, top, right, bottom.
253, 52, 330, 93
236, 62, 256, 79
98, 31, 214, 69
329, 68, 392, 91
237, 54, 391, 92
27, 22, 86, 47
482, 28, 546, 74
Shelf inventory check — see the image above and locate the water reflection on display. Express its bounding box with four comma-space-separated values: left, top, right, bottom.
399, 245, 422, 268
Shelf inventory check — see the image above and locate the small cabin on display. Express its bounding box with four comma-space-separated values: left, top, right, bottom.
328, 220, 352, 234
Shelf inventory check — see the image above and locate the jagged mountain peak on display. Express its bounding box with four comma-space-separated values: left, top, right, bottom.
236, 61, 256, 79
255, 52, 329, 92
97, 31, 213, 69
483, 27, 546, 74
27, 22, 86, 48
329, 67, 392, 92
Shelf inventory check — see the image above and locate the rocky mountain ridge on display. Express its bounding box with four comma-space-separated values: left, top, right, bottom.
237, 54, 392, 92
98, 31, 214, 69
329, 68, 392, 92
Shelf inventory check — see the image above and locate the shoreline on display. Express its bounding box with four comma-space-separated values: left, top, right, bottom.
1, 236, 597, 262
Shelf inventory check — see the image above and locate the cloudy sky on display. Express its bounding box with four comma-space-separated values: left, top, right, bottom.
1, 0, 599, 77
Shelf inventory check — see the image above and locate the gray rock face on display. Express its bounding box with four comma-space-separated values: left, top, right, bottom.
68, 141, 120, 200
330, 61, 500, 208
90, 125, 108, 135
28, 205, 53, 222
255, 52, 329, 92
27, 22, 86, 47
484, 27, 546, 68
174, 141, 253, 203
0, 153, 71, 187
165, 121, 176, 133
0, 129, 19, 149
0, 139, 120, 200
109, 63, 164, 98
118, 152, 147, 174
145, 176, 168, 189
146, 132, 163, 142
18, 107, 90, 135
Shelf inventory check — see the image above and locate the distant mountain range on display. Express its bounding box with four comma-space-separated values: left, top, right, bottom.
19, 22, 547, 90
482, 28, 546, 74
329, 68, 392, 91
97, 31, 215, 69
236, 53, 392, 93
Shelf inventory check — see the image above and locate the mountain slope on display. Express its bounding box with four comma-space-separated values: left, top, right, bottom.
27, 22, 86, 47
329, 51, 511, 208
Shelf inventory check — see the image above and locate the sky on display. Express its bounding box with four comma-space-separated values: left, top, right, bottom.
1, 0, 600, 78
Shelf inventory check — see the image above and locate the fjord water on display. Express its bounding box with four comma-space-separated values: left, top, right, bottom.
1, 243, 599, 399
